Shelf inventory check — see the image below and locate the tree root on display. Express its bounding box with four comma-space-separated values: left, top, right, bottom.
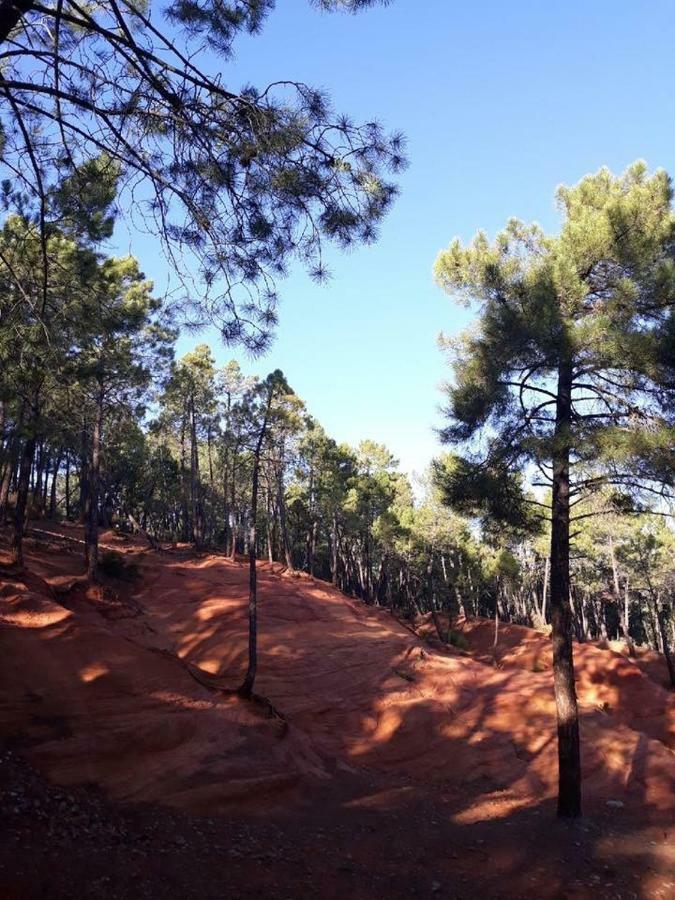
186, 662, 287, 732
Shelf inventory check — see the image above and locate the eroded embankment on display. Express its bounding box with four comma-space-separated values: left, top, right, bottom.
0, 525, 673, 826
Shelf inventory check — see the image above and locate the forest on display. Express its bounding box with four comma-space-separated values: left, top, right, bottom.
0, 0, 673, 897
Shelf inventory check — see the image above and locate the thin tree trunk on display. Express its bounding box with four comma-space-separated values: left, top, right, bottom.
651, 592, 675, 688
41, 446, 50, 508
0, 410, 22, 524
276, 464, 293, 570
266, 486, 274, 563
541, 555, 550, 623
64, 452, 71, 520
189, 396, 205, 551
11, 433, 36, 566
331, 513, 339, 585
49, 450, 62, 519
239, 385, 274, 699
550, 356, 582, 818
622, 577, 635, 655
85, 387, 103, 581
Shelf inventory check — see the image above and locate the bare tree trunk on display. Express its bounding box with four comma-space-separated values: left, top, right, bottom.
49, 450, 62, 519
657, 603, 675, 688
266, 486, 274, 563
276, 464, 293, 571
622, 577, 635, 655
0, 416, 21, 524
331, 513, 339, 586
492, 588, 500, 667
229, 459, 238, 559
239, 384, 275, 699
649, 591, 675, 688
189, 396, 205, 551
541, 555, 550, 623
85, 387, 103, 582
550, 356, 581, 818
11, 433, 36, 566
64, 452, 71, 520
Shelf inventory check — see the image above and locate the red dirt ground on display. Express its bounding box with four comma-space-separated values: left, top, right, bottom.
1, 522, 673, 899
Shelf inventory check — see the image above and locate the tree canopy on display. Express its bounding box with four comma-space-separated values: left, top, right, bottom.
0, 0, 404, 348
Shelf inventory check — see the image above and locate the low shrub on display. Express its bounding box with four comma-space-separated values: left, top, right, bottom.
448, 630, 469, 651
98, 551, 139, 581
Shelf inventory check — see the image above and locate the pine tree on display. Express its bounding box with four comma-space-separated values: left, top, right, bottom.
1, 0, 404, 348
433, 162, 675, 817
239, 369, 291, 698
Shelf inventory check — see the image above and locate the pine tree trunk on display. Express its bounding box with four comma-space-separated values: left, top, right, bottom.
550, 357, 582, 818
652, 593, 675, 688
41, 447, 50, 509
0, 409, 22, 525
266, 488, 274, 563
11, 433, 36, 566
276, 465, 293, 571
239, 386, 274, 699
64, 452, 71, 520
85, 387, 103, 582
541, 555, 550, 623
49, 450, 62, 519
179, 413, 190, 542
331, 513, 339, 585
189, 396, 205, 551
79, 420, 89, 523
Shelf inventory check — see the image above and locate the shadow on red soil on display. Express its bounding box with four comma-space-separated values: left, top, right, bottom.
0, 522, 673, 898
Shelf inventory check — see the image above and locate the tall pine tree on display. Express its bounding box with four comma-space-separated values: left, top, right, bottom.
433, 162, 675, 817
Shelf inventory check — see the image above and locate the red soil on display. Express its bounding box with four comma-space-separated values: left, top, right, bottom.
1, 523, 673, 898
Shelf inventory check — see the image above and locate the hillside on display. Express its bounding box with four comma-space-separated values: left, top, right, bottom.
1, 524, 673, 898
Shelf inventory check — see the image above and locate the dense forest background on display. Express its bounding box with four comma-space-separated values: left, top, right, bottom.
2, 277, 673, 669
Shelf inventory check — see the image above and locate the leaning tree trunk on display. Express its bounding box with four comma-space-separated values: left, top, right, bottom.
549, 356, 582, 818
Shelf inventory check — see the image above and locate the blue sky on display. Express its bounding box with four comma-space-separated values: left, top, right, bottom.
123, 0, 675, 477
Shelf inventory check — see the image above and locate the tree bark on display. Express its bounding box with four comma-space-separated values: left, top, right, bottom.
189, 395, 205, 551
276, 462, 293, 570
239, 384, 274, 699
49, 449, 62, 519
12, 433, 36, 566
0, 406, 22, 524
541, 555, 550, 623
549, 356, 582, 818
331, 512, 339, 586
64, 451, 71, 520
85, 386, 103, 581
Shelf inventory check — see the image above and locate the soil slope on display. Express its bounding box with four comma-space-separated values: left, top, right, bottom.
1, 524, 673, 898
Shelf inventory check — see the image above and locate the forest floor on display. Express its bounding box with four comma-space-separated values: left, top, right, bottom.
0, 522, 673, 899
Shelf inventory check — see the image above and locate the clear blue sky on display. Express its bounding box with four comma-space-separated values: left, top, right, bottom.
122, 0, 675, 477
